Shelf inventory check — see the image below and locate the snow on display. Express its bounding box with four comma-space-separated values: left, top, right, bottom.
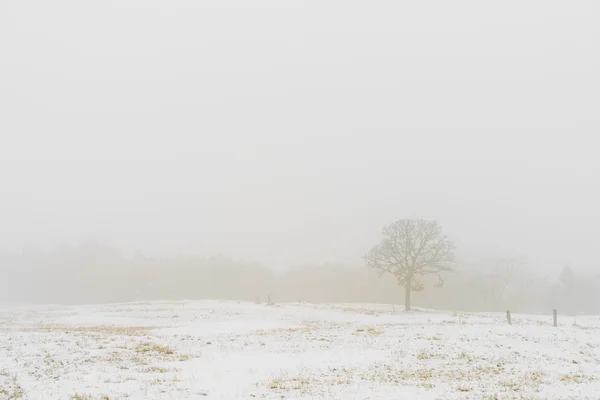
1, 301, 600, 399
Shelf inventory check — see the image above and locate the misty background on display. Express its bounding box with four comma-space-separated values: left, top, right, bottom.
0, 1, 598, 311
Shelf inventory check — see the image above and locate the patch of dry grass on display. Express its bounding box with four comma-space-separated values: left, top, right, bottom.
23, 325, 153, 337
267, 375, 351, 394
70, 393, 111, 400
358, 362, 548, 395
559, 373, 597, 384
142, 366, 171, 373
135, 342, 174, 355
268, 377, 313, 392
416, 350, 446, 360
355, 327, 383, 335
0, 372, 25, 399
131, 341, 192, 362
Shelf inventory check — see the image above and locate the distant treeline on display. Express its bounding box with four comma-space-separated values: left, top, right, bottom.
0, 241, 598, 314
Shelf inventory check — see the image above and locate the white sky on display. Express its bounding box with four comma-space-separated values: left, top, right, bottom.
1, 1, 599, 273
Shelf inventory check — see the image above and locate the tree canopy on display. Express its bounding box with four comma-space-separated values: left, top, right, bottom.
365, 219, 455, 310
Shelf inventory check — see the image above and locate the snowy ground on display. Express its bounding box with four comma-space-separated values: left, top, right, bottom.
1, 301, 599, 399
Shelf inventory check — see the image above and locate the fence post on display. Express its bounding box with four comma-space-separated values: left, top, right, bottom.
506, 310, 512, 325
553, 309, 558, 327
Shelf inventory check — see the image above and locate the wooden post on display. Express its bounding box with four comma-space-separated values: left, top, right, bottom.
506, 310, 512, 325
268, 294, 271, 305
553, 309, 558, 327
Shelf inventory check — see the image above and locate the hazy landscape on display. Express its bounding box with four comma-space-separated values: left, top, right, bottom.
1, 0, 599, 399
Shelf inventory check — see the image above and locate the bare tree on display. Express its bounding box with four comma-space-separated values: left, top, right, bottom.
481, 256, 526, 309
365, 219, 455, 311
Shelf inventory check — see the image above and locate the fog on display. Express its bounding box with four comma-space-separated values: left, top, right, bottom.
0, 1, 599, 308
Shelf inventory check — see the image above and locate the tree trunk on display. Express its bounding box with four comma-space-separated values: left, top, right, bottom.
404, 280, 411, 311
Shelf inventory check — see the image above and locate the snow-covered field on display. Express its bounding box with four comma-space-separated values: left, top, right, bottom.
1, 301, 599, 400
